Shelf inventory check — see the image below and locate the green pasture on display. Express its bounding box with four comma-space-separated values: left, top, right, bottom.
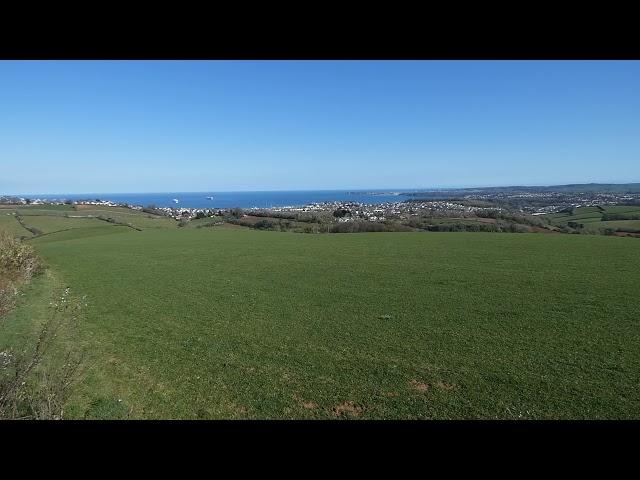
19, 215, 107, 234
1, 227, 637, 419
0, 213, 31, 237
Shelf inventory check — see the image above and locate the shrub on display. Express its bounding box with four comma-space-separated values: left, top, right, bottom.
0, 232, 42, 283
1, 287, 86, 419
229, 208, 244, 218
333, 208, 350, 218
254, 219, 276, 230
0, 232, 43, 319
602, 213, 640, 221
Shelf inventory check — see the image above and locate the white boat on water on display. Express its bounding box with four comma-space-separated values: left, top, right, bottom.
206, 196, 214, 200
173, 198, 179, 204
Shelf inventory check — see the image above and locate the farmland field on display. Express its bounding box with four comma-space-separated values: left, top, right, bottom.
2, 224, 639, 419
546, 205, 640, 232
0, 205, 178, 237
0, 213, 31, 237
18, 215, 108, 234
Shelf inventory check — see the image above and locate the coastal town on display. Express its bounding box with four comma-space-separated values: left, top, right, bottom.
2, 186, 640, 223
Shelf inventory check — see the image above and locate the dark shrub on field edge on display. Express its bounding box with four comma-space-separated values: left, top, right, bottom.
249, 210, 297, 221
142, 206, 166, 216
254, 219, 277, 230
602, 213, 640, 221
229, 208, 244, 218
330, 221, 411, 233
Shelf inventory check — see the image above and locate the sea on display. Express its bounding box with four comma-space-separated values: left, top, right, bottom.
26, 190, 420, 209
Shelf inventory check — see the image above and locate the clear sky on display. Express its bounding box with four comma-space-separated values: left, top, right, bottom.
1, 60, 639, 194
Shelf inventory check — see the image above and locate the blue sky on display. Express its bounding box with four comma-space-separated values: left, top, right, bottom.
1, 60, 639, 194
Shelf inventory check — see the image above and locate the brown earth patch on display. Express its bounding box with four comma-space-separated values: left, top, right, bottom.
331, 401, 363, 418
293, 394, 318, 410
435, 381, 456, 391
409, 379, 429, 392
614, 231, 640, 238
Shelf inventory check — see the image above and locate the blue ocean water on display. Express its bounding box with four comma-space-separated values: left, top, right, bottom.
28, 190, 415, 209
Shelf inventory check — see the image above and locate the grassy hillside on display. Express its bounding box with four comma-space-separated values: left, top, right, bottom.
2, 228, 636, 419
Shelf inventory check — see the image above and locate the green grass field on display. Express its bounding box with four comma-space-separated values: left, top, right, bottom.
19, 215, 108, 234
0, 213, 31, 237
2, 225, 638, 419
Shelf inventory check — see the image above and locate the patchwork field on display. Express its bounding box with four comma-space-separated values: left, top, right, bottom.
547, 205, 640, 231
0, 204, 177, 237
2, 225, 638, 419
19, 215, 108, 234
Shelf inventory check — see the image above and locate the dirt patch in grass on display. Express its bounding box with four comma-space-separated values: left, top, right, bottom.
293, 394, 318, 410
331, 401, 363, 418
409, 379, 430, 392
614, 231, 640, 238
435, 381, 456, 391
230, 404, 249, 416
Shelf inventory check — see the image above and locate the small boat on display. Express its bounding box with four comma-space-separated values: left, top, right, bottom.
173, 198, 179, 204
206, 196, 214, 200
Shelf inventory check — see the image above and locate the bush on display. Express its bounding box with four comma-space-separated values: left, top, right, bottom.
602, 213, 640, 221
0, 232, 42, 283
333, 208, 350, 218
250, 210, 297, 220
0, 232, 43, 320
1, 287, 86, 419
254, 219, 276, 230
